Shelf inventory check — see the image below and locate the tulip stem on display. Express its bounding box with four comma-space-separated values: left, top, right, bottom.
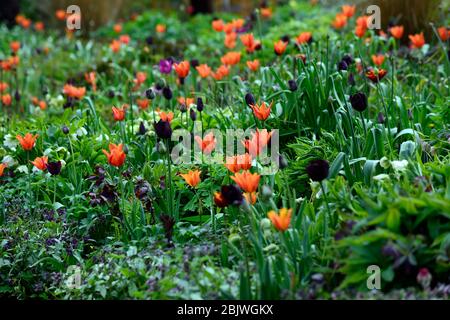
53, 177, 57, 204
320, 181, 332, 239
165, 139, 173, 218
27, 151, 32, 215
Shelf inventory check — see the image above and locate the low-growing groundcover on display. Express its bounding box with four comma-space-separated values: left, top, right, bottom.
0, 1, 449, 300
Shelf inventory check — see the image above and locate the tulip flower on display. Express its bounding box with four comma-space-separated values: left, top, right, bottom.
296, 32, 312, 45
268, 208, 292, 232
389, 25, 404, 39
371, 54, 385, 66
31, 156, 48, 171
112, 106, 126, 121
1, 94, 12, 106
17, 133, 39, 151
409, 32, 426, 49
225, 153, 252, 173
47, 161, 62, 175
243, 129, 273, 157
174, 61, 190, 79
250, 101, 272, 121
274, 40, 288, 56
0, 163, 7, 177
194, 132, 216, 154
306, 159, 329, 182
221, 52, 241, 66
156, 24, 166, 33
159, 111, 174, 122
196, 64, 211, 78
341, 5, 356, 18
438, 27, 449, 41
366, 68, 388, 83
212, 19, 224, 32
180, 169, 201, 188
246, 59, 260, 72
102, 143, 126, 167
231, 170, 260, 193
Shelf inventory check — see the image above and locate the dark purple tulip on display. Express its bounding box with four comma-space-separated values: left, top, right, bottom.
306, 159, 329, 182
162, 86, 173, 100
349, 92, 368, 112
190, 59, 199, 68
220, 184, 243, 206
288, 79, 298, 92
190, 109, 197, 121
47, 161, 62, 176
154, 120, 172, 140
245, 93, 255, 107
138, 121, 147, 135
159, 59, 172, 74
145, 88, 155, 99
377, 112, 385, 124
342, 54, 354, 66
196, 97, 204, 112
62, 125, 70, 135
338, 60, 348, 71
348, 73, 355, 86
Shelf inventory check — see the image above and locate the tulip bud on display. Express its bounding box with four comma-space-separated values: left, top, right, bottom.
260, 218, 272, 230
190, 59, 199, 68
145, 88, 155, 100
377, 112, 385, 124
348, 73, 355, 86
260, 185, 273, 202
47, 161, 62, 176
154, 120, 172, 139
281, 35, 290, 43
14, 90, 20, 102
62, 125, 70, 135
108, 90, 115, 98
179, 103, 187, 113
190, 109, 197, 121
288, 79, 298, 92
349, 92, 368, 112
138, 121, 147, 135
245, 93, 255, 107
337, 60, 348, 71
416, 268, 432, 290
196, 97, 204, 112
306, 159, 329, 182
162, 86, 173, 100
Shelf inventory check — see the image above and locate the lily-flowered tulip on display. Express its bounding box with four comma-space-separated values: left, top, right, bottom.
240, 33, 259, 53
63, 84, 86, 100
119, 34, 130, 44
31, 156, 48, 171
113, 23, 122, 33
55, 9, 66, 20
341, 5, 356, 17
85, 72, 97, 92
112, 106, 126, 121
389, 25, 404, 39
250, 101, 272, 121
159, 111, 174, 122
196, 64, 211, 78
366, 68, 387, 83
438, 27, 449, 41
243, 129, 273, 157
260, 7, 272, 18
246, 59, 260, 72
180, 169, 201, 188
137, 99, 149, 110
103, 143, 126, 167
10, 41, 20, 53
371, 54, 385, 66
409, 32, 426, 49
17, 133, 38, 151
268, 208, 292, 232
231, 170, 260, 193
212, 19, 224, 32
174, 61, 190, 79
224, 32, 237, 49
332, 14, 347, 29
225, 153, 252, 173
221, 52, 241, 66
0, 163, 7, 177
274, 40, 288, 56
212, 65, 229, 80
1, 94, 12, 106
110, 39, 121, 53
195, 132, 216, 154
296, 32, 312, 45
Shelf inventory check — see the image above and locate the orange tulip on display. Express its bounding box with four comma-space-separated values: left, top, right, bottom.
341, 5, 356, 18
221, 52, 241, 66
332, 14, 347, 29
224, 33, 237, 49
156, 24, 166, 33
0, 163, 7, 177
296, 32, 312, 45
212, 19, 224, 32
110, 39, 121, 53
180, 169, 201, 188
113, 23, 122, 34
34, 21, 44, 31
20, 18, 31, 29
371, 54, 385, 66
1, 94, 12, 106
195, 132, 216, 154
260, 7, 272, 18
389, 25, 404, 39
223, 23, 235, 34
31, 156, 48, 171
232, 18, 244, 29
137, 99, 149, 110
15, 14, 25, 24
174, 61, 190, 79
212, 65, 230, 80
10, 41, 20, 53
119, 34, 130, 44
274, 40, 288, 56
268, 208, 292, 232
355, 25, 366, 38
133, 72, 147, 90
178, 97, 195, 107
409, 32, 425, 49
196, 64, 212, 78
240, 33, 259, 52
243, 129, 272, 157
214, 192, 228, 207
85, 72, 97, 92
225, 153, 252, 173
356, 15, 369, 29
0, 82, 8, 92
247, 59, 260, 72
38, 100, 47, 110
55, 10, 66, 21
103, 143, 126, 167
366, 68, 387, 83
244, 192, 257, 205
437, 27, 449, 42
112, 106, 126, 121
159, 111, 174, 122
231, 170, 260, 193
250, 101, 272, 120
63, 84, 86, 99
17, 133, 39, 151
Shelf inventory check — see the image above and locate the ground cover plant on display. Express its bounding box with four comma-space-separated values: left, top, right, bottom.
0, 0, 449, 300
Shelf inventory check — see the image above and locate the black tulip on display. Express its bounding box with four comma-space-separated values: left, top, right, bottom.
349, 92, 368, 112
179, 103, 187, 113
288, 79, 298, 92
190, 59, 199, 68
245, 93, 255, 107
221, 184, 243, 206
190, 109, 197, 121
162, 86, 173, 100
196, 97, 204, 112
47, 161, 62, 176
14, 90, 20, 102
281, 35, 290, 43
145, 88, 155, 99
154, 120, 172, 140
62, 125, 70, 135
337, 60, 348, 71
155, 83, 163, 91
377, 112, 385, 124
108, 90, 115, 98
138, 121, 147, 135
342, 54, 354, 66
306, 159, 329, 182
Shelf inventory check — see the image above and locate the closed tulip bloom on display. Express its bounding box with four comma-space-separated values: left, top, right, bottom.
159, 59, 173, 74
245, 93, 256, 106
180, 169, 201, 188
162, 86, 173, 100
349, 92, 368, 112
1, 94, 12, 106
231, 170, 260, 193
409, 32, 426, 49
55, 9, 66, 20
196, 97, 204, 112
0, 163, 7, 177
196, 64, 211, 78
250, 101, 272, 120
17, 133, 39, 151
288, 79, 298, 91
103, 143, 126, 167
113, 23, 122, 33
221, 52, 241, 66
154, 120, 172, 139
195, 132, 216, 154
156, 24, 166, 33
274, 40, 288, 55
10, 41, 20, 53
31, 156, 48, 171
174, 61, 190, 79
212, 19, 224, 32
110, 39, 121, 53
47, 161, 62, 175
306, 159, 329, 182
389, 25, 404, 39
112, 106, 126, 121
438, 27, 449, 41
268, 208, 292, 232
332, 14, 347, 29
